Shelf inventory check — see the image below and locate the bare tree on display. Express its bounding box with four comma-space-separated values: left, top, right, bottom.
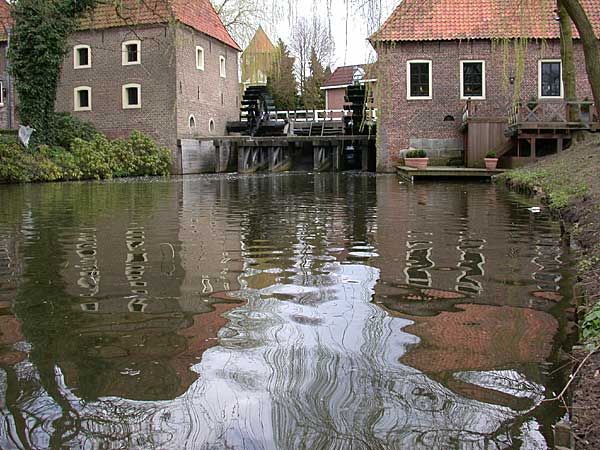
289, 16, 334, 98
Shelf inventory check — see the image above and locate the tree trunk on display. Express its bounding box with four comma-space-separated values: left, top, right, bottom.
558, 0, 579, 122
561, 0, 600, 110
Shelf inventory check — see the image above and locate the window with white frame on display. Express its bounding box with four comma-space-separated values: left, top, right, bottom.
122, 83, 141, 109
460, 60, 485, 99
539, 60, 563, 98
407, 60, 432, 100
0, 81, 4, 107
196, 46, 205, 70
74, 86, 92, 111
122, 40, 141, 66
219, 56, 226, 78
74, 45, 91, 69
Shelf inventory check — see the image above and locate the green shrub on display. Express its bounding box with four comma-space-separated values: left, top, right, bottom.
31, 113, 97, 149
485, 151, 497, 158
583, 302, 600, 344
406, 149, 427, 158
1, 131, 171, 183
70, 135, 113, 180
129, 131, 171, 176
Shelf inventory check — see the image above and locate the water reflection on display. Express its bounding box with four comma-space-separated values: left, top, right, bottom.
0, 174, 574, 449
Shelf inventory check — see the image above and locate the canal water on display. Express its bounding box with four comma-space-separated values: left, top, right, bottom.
0, 174, 575, 449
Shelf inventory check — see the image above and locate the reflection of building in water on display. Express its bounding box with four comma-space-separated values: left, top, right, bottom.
374, 177, 567, 315
53, 180, 245, 401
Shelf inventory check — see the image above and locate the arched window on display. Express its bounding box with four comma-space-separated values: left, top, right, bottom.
189, 114, 196, 129
209, 119, 216, 134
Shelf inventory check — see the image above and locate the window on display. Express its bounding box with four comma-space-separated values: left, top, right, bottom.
539, 60, 563, 98
407, 60, 432, 100
209, 118, 216, 134
461, 60, 485, 99
219, 56, 226, 78
74, 86, 92, 111
189, 114, 196, 129
0, 81, 4, 107
74, 45, 91, 69
122, 40, 141, 66
196, 46, 205, 70
122, 83, 141, 109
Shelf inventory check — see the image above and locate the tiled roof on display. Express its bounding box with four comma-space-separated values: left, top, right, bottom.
371, 0, 600, 42
322, 65, 373, 88
78, 0, 240, 51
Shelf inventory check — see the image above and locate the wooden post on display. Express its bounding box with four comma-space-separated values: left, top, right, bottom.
557, 137, 564, 153
530, 138, 537, 160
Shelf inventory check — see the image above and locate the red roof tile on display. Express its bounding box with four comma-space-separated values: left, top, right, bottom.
322, 64, 375, 88
371, 0, 600, 42
78, 0, 240, 51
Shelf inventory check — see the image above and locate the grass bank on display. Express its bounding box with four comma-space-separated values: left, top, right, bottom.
497, 135, 600, 450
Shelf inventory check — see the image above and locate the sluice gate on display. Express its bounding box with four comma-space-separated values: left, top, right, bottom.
179, 84, 377, 174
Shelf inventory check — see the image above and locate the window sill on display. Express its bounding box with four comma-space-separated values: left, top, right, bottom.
74, 108, 92, 112
74, 65, 92, 70
122, 61, 141, 66
407, 97, 432, 101
123, 105, 142, 110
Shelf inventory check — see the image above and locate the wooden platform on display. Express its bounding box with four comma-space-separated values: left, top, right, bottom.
396, 166, 505, 182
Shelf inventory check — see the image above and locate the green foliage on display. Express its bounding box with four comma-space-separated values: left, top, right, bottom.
267, 39, 298, 111
406, 149, 427, 158
582, 301, 600, 344
302, 48, 327, 110
486, 151, 498, 158
9, 0, 97, 141
499, 167, 589, 210
0, 131, 171, 183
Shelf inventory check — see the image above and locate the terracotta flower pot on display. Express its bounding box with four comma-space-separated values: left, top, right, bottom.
484, 158, 499, 170
405, 158, 429, 169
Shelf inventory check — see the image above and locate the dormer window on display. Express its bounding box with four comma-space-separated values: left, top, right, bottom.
220, 56, 226, 78
122, 40, 141, 66
74, 45, 91, 69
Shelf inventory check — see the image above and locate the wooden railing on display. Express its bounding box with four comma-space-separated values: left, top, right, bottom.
241, 108, 378, 124
507, 100, 598, 129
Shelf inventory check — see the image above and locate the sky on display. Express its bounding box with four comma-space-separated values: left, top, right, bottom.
268, 0, 398, 69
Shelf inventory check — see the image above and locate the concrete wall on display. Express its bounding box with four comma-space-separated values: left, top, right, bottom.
175, 25, 240, 140
56, 25, 178, 153
375, 39, 595, 171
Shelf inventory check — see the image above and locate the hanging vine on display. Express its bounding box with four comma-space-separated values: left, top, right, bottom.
8, 0, 97, 145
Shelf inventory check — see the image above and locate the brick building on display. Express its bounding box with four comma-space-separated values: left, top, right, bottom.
1, 0, 241, 173
371, 0, 600, 171
0, 1, 14, 130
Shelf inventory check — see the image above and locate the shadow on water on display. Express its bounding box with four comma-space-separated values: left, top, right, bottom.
0, 174, 577, 449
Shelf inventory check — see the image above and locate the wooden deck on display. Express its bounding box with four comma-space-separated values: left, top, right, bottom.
396, 166, 505, 183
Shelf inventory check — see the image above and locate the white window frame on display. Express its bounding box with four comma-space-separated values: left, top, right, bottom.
219, 55, 226, 78
406, 60, 432, 100
538, 59, 564, 99
122, 40, 141, 66
0, 81, 4, 107
74, 44, 91, 69
196, 46, 205, 71
460, 60, 486, 100
122, 83, 141, 109
189, 114, 197, 129
74, 86, 92, 111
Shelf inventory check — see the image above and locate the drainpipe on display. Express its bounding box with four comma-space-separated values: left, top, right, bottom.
6, 27, 12, 129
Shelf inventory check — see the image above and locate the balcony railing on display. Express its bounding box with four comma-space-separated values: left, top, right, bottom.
508, 100, 598, 130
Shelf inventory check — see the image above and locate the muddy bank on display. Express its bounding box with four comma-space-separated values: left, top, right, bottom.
498, 135, 600, 450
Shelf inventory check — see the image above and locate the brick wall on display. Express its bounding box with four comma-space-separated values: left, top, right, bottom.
0, 42, 15, 130
325, 88, 347, 111
175, 25, 240, 139
375, 39, 594, 172
56, 25, 178, 154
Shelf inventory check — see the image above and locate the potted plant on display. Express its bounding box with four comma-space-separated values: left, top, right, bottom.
484, 151, 499, 170
405, 149, 429, 169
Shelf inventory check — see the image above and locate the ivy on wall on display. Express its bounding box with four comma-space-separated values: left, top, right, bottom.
8, 0, 97, 145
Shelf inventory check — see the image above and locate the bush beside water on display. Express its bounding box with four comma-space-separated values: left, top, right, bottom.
0, 129, 171, 183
